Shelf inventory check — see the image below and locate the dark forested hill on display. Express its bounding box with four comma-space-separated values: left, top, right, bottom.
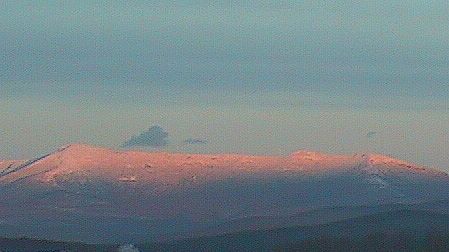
140, 210, 449, 252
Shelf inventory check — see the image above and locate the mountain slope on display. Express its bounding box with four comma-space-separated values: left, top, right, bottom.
162, 200, 449, 241
3, 210, 449, 252
143, 210, 449, 252
0, 144, 448, 243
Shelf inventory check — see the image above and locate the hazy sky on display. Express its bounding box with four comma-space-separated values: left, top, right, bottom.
1, 1, 449, 171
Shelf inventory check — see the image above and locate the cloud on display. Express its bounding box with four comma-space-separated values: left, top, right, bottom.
121, 126, 168, 148
183, 138, 208, 145
366, 131, 378, 138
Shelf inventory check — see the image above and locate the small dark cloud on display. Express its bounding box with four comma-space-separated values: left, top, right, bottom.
183, 138, 208, 145
121, 126, 168, 148
366, 131, 378, 138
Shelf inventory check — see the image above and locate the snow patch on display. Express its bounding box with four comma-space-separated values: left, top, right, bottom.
118, 244, 140, 252
366, 175, 389, 188
119, 176, 137, 183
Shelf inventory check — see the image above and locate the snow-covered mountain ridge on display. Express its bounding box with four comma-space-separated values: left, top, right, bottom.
0, 144, 447, 186
1, 144, 449, 243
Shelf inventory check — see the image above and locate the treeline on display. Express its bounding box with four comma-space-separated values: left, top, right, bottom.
2, 232, 449, 251
139, 232, 449, 251
0, 237, 112, 252
278, 232, 449, 252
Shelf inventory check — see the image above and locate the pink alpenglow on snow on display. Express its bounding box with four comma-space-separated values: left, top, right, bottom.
0, 144, 447, 186
1, 144, 449, 244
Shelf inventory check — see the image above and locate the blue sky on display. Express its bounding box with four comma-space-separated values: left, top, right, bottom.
1, 1, 449, 171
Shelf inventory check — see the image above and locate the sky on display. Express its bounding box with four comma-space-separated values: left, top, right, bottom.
1, 1, 449, 171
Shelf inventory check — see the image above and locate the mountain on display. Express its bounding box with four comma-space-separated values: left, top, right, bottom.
143, 210, 449, 252
162, 200, 449, 241
3, 209, 449, 252
1, 144, 448, 243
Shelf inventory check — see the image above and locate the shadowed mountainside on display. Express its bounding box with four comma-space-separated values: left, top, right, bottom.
2, 209, 449, 252
142, 210, 449, 252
